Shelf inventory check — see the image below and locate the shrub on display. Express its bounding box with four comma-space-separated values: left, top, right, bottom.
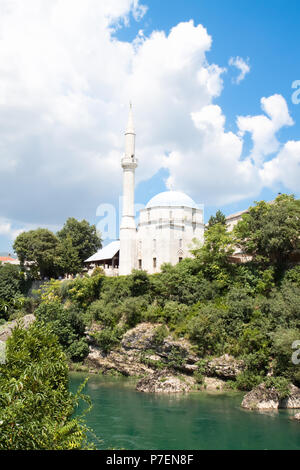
264, 376, 291, 400
152, 325, 169, 348
0, 322, 91, 449
93, 327, 122, 354
187, 306, 225, 356
121, 297, 148, 328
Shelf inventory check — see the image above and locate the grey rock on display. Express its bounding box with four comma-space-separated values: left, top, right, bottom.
0, 314, 36, 342
242, 383, 300, 410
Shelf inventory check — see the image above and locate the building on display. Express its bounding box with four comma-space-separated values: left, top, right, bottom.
0, 255, 20, 266
85, 105, 205, 276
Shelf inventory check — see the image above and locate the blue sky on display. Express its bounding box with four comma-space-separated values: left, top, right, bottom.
0, 0, 299, 252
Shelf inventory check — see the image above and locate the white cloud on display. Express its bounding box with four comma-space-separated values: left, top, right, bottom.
229, 56, 250, 84
237, 94, 294, 165
261, 140, 300, 192
0, 1, 298, 240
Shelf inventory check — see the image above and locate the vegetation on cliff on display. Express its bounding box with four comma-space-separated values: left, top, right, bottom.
0, 194, 300, 419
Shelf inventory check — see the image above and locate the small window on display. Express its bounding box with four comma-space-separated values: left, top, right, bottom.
138, 259, 142, 270
179, 257, 183, 263
153, 258, 157, 269
179, 239, 183, 248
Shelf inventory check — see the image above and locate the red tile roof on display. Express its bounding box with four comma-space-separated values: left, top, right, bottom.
0, 256, 16, 262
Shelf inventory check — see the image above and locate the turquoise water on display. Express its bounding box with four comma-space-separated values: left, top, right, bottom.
70, 373, 300, 450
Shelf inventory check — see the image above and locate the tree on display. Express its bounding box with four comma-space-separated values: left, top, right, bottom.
57, 218, 102, 264
234, 194, 300, 271
208, 210, 226, 228
0, 264, 23, 320
58, 235, 82, 276
0, 322, 91, 449
13, 229, 61, 279
191, 222, 234, 287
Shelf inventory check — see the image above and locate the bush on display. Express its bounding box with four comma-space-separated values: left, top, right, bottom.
234, 371, 264, 391
264, 376, 291, 399
187, 306, 225, 356
35, 301, 89, 362
93, 327, 122, 354
88, 299, 122, 327
121, 297, 148, 328
152, 325, 169, 347
0, 322, 91, 449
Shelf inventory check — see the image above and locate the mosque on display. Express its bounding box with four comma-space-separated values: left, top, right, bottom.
85, 106, 205, 276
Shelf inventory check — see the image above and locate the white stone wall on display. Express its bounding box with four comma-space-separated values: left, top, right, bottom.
137, 205, 204, 274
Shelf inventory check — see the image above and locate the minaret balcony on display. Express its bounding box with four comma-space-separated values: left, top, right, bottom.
121, 157, 138, 169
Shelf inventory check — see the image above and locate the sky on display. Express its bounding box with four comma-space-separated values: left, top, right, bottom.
0, 0, 299, 252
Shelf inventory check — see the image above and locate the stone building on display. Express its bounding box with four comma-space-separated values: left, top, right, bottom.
85, 105, 204, 276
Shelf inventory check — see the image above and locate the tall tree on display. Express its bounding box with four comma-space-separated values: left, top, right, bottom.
208, 210, 226, 227
191, 222, 234, 287
13, 229, 61, 279
234, 194, 300, 270
57, 218, 102, 264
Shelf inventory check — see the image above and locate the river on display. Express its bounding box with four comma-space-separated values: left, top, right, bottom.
70, 373, 300, 450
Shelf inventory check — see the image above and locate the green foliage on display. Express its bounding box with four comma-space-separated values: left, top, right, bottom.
129, 270, 150, 297
234, 194, 300, 271
13, 228, 62, 279
0, 322, 91, 449
192, 223, 234, 289
67, 273, 104, 309
0, 264, 25, 319
264, 376, 291, 400
208, 210, 226, 228
186, 305, 225, 356
121, 297, 148, 328
167, 346, 187, 370
13, 217, 102, 279
88, 299, 122, 327
57, 217, 102, 264
35, 301, 89, 362
152, 325, 169, 347
234, 371, 264, 391
161, 301, 190, 330
92, 327, 123, 354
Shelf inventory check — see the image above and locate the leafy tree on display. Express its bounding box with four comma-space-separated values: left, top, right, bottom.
234, 194, 300, 271
57, 218, 102, 264
208, 210, 226, 227
0, 322, 91, 449
13, 229, 61, 279
58, 235, 82, 276
191, 222, 234, 288
0, 264, 25, 319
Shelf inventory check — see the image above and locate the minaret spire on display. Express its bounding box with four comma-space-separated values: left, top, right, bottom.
119, 103, 138, 276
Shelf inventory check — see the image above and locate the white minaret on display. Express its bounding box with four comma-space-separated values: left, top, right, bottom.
119, 103, 138, 276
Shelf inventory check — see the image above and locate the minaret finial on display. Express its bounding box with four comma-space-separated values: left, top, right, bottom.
126, 101, 135, 134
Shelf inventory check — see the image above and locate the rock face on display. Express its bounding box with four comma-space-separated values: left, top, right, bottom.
0, 314, 36, 342
85, 323, 245, 395
206, 354, 245, 380
86, 322, 200, 379
202, 377, 227, 392
86, 346, 154, 377
136, 370, 196, 394
242, 383, 300, 410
